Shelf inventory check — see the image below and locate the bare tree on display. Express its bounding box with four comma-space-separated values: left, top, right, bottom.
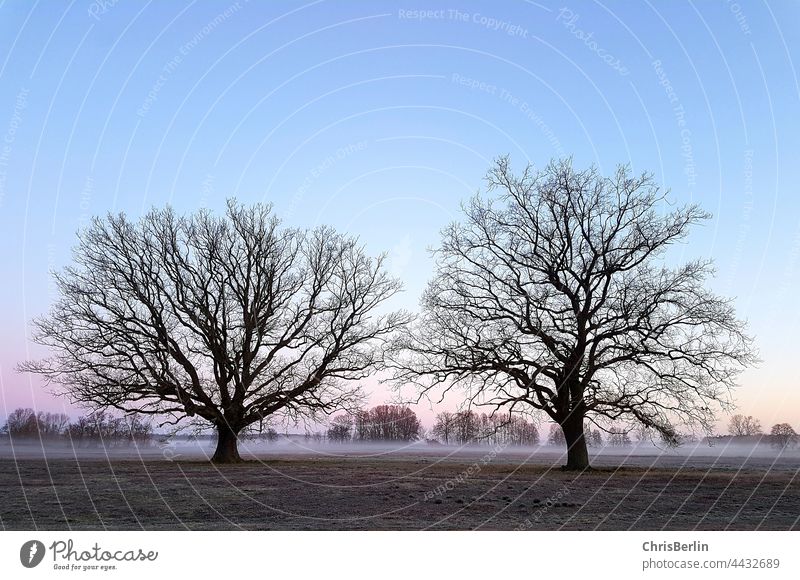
770, 423, 798, 450
2, 408, 70, 439
607, 427, 631, 447
431, 411, 456, 445
452, 410, 480, 444
585, 427, 603, 447
1, 407, 152, 445
327, 414, 353, 442
431, 409, 537, 446
391, 158, 755, 469
728, 414, 762, 437
480, 412, 539, 446
547, 424, 566, 447
352, 409, 370, 441
64, 411, 153, 447
3, 408, 39, 437
20, 201, 408, 462
352, 405, 421, 441
509, 415, 539, 445
36, 411, 71, 439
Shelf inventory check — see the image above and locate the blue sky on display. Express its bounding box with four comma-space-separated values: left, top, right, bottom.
1, 0, 799, 431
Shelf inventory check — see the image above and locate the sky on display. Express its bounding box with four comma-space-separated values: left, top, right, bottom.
0, 0, 799, 433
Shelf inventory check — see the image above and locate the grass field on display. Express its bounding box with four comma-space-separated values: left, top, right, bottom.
1, 443, 798, 530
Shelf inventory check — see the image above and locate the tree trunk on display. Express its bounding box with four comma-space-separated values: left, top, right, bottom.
560, 414, 590, 470
211, 423, 243, 463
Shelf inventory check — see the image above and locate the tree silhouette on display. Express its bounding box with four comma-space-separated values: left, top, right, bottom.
547, 424, 566, 446
20, 201, 409, 462
391, 158, 755, 469
327, 414, 353, 442
770, 423, 797, 450
1, 407, 152, 445
352, 405, 421, 441
607, 427, 631, 447
430, 409, 537, 445
728, 414, 762, 437
431, 411, 456, 445
586, 427, 603, 447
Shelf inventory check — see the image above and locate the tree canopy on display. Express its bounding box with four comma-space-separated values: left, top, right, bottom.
20, 200, 409, 462
391, 157, 756, 469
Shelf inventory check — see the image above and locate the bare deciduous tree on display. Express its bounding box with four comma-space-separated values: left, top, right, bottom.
65, 411, 153, 446
391, 158, 755, 469
2, 408, 70, 439
3, 408, 37, 437
547, 424, 566, 447
728, 414, 762, 437
770, 423, 797, 450
352, 405, 421, 441
452, 410, 480, 444
1, 407, 152, 445
478, 412, 538, 446
20, 201, 408, 462
430, 409, 538, 445
585, 427, 603, 447
607, 427, 631, 447
431, 411, 456, 445
327, 414, 353, 442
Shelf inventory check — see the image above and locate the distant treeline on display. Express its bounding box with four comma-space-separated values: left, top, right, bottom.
329, 407, 541, 446
328, 405, 422, 442
0, 408, 153, 445
723, 415, 798, 449
706, 432, 798, 450
430, 410, 539, 446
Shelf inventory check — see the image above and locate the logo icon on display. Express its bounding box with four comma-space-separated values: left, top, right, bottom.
20, 540, 45, 568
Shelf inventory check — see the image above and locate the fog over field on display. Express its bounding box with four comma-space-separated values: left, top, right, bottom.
3, 437, 798, 471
